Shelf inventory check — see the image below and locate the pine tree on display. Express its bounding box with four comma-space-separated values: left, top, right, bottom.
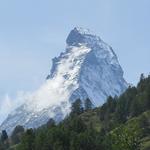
71, 99, 83, 116
140, 73, 145, 81
1, 130, 8, 143
0, 130, 9, 149
84, 98, 93, 111
17, 129, 35, 150
11, 125, 24, 145
46, 118, 56, 128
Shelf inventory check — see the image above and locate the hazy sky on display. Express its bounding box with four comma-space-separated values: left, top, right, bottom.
0, 0, 150, 99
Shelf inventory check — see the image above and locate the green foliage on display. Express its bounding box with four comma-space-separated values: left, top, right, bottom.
70, 131, 96, 150
84, 98, 93, 110
0, 130, 9, 149
46, 118, 56, 128
0, 140, 5, 150
71, 99, 83, 116
17, 129, 35, 150
3, 74, 150, 150
11, 125, 24, 145
105, 125, 141, 150
1, 130, 8, 142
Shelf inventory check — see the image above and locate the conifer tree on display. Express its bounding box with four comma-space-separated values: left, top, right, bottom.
84, 98, 93, 110
1, 130, 8, 143
71, 99, 83, 116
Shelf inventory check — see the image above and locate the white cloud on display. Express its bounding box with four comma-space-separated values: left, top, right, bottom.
0, 45, 90, 125
0, 75, 72, 124
0, 91, 26, 124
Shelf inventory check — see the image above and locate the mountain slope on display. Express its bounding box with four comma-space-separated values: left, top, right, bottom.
47, 27, 127, 105
9, 75, 150, 150
0, 27, 127, 134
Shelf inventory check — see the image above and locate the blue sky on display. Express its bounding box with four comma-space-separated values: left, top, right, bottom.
0, 0, 150, 98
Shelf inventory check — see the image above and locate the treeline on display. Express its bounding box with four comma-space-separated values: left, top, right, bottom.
0, 74, 150, 150
98, 74, 150, 131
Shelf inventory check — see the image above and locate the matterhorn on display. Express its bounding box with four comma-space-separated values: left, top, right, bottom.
0, 27, 127, 133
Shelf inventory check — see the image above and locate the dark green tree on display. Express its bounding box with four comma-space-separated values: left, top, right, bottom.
46, 118, 56, 128
1, 130, 8, 143
105, 125, 141, 150
0, 130, 9, 149
71, 99, 83, 116
84, 98, 93, 110
11, 125, 24, 145
70, 132, 96, 150
17, 129, 35, 150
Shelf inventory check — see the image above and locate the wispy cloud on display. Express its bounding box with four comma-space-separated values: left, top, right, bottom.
0, 74, 72, 124
0, 91, 26, 124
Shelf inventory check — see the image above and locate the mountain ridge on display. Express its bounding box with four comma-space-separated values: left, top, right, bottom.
0, 27, 128, 134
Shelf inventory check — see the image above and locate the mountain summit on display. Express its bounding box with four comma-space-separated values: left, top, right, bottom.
0, 27, 128, 133
48, 27, 127, 105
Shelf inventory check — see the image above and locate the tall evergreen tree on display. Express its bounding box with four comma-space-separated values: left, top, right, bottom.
84, 98, 93, 110
17, 129, 35, 150
0, 130, 9, 149
46, 118, 56, 128
1, 130, 8, 143
11, 125, 24, 145
71, 99, 83, 116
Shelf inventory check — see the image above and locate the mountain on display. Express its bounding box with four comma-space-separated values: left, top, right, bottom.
0, 27, 128, 134
9, 75, 150, 150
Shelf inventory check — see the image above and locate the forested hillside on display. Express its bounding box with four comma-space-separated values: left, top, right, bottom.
1, 74, 150, 150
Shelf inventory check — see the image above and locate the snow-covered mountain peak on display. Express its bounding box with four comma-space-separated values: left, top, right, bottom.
71, 27, 92, 35
0, 27, 128, 134
65, 27, 116, 64
66, 27, 101, 47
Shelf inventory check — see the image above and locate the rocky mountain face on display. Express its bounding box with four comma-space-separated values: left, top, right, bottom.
0, 27, 128, 134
